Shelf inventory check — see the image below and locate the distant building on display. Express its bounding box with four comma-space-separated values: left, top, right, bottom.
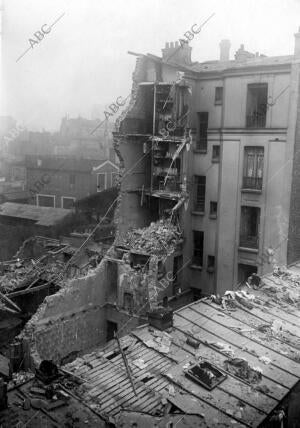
25, 155, 119, 208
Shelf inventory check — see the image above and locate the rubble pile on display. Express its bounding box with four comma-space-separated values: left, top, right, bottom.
117, 220, 182, 257
0, 258, 65, 294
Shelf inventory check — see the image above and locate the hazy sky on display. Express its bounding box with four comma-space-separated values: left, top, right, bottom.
2, 0, 300, 131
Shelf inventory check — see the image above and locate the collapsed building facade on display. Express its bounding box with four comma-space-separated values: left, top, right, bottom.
114, 30, 300, 298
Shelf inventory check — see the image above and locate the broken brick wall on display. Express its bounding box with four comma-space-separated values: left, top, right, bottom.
18, 259, 109, 367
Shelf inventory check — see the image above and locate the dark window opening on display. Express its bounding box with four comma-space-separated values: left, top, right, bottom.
62, 197, 75, 209
123, 292, 134, 312
246, 83, 268, 128
194, 176, 206, 212
243, 146, 264, 190
240, 206, 260, 249
196, 112, 208, 151
207, 255, 215, 273
238, 264, 258, 285
37, 195, 55, 207
210, 201, 217, 218
215, 87, 223, 105
193, 231, 204, 267
185, 362, 227, 390
106, 320, 118, 342
212, 145, 220, 162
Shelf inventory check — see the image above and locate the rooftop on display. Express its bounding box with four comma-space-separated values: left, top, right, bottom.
0, 203, 71, 227
62, 266, 300, 427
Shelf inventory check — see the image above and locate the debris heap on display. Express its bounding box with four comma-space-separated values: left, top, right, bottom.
117, 220, 182, 257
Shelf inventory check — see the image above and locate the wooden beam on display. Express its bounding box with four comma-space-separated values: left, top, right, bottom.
0, 290, 22, 312
7, 282, 53, 298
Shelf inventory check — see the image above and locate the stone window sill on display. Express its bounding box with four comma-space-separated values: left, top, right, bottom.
238, 246, 259, 254
192, 211, 205, 216
189, 264, 203, 271
241, 188, 262, 194
212, 158, 220, 163
209, 214, 217, 219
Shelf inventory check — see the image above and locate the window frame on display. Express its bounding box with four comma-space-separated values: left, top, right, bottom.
192, 230, 204, 267
61, 196, 76, 209
36, 194, 55, 208
196, 112, 209, 152
194, 175, 206, 213
246, 83, 268, 128
240, 206, 260, 249
242, 146, 264, 191
97, 172, 107, 192
214, 87, 223, 105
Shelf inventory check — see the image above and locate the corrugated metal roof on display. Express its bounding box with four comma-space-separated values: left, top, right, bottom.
0, 202, 71, 226
64, 267, 300, 427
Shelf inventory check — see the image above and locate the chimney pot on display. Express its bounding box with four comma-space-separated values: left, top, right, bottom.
219, 39, 231, 61
170, 41, 174, 49
175, 41, 179, 48
166, 42, 169, 48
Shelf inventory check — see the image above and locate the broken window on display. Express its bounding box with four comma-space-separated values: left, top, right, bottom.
210, 201, 217, 218
194, 176, 206, 212
185, 362, 227, 390
246, 83, 268, 128
193, 231, 204, 267
240, 206, 260, 249
215, 87, 223, 105
212, 145, 220, 162
243, 146, 264, 190
196, 112, 208, 151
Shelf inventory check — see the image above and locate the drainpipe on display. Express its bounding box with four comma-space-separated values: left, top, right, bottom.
151, 83, 157, 193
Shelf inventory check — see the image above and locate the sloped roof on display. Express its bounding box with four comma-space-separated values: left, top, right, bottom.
25, 156, 104, 173
63, 267, 300, 427
0, 202, 71, 226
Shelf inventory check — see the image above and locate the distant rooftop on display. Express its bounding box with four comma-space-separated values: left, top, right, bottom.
0, 202, 71, 226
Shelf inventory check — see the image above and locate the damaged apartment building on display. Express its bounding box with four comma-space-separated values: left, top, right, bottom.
2, 29, 300, 428
113, 28, 300, 298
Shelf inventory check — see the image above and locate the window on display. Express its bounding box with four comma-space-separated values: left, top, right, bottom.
123, 292, 134, 311
196, 112, 208, 151
62, 196, 75, 209
215, 87, 223, 105
243, 147, 264, 190
194, 176, 206, 212
37, 194, 55, 207
212, 145, 220, 162
240, 206, 260, 249
97, 173, 107, 192
246, 83, 268, 128
207, 255, 215, 273
111, 172, 118, 187
193, 231, 204, 267
210, 201, 217, 218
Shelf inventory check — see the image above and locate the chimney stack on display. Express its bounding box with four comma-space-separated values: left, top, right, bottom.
294, 27, 300, 57
162, 41, 192, 65
219, 39, 231, 61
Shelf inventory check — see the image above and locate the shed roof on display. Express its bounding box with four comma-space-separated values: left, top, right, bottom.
0, 202, 71, 226
64, 266, 300, 427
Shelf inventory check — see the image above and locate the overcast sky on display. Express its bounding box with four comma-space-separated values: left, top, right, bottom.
1, 0, 300, 131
